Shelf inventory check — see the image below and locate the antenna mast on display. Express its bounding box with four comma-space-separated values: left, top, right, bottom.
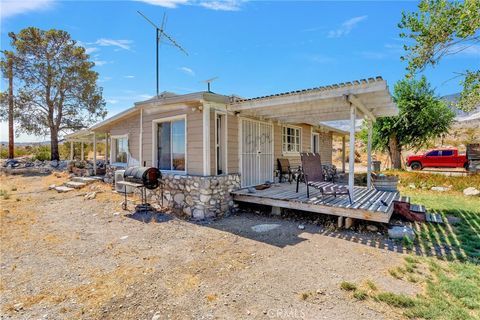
201, 77, 219, 92
137, 11, 188, 96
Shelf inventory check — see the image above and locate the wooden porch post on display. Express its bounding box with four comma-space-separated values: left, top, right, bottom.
367, 120, 373, 189
93, 134, 97, 175
342, 136, 346, 173
81, 142, 84, 160
348, 104, 356, 201
105, 133, 109, 164
70, 141, 74, 160
202, 104, 211, 176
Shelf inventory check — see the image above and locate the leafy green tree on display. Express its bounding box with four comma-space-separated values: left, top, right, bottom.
0, 27, 106, 160
360, 77, 455, 169
399, 0, 480, 111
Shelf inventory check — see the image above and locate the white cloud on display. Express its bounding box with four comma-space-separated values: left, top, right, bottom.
106, 99, 119, 104
124, 75, 136, 79
135, 0, 189, 8
328, 15, 367, 38
0, 0, 55, 18
199, 0, 242, 11
179, 67, 195, 76
137, 0, 244, 11
95, 39, 133, 51
85, 47, 99, 54
93, 60, 108, 66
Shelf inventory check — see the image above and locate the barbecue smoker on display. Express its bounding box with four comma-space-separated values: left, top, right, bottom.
121, 166, 162, 211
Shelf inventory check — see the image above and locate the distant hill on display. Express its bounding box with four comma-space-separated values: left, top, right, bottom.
442, 93, 480, 123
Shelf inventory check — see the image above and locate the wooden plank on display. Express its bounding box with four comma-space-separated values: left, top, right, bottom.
426, 213, 444, 224
233, 193, 391, 223
410, 204, 426, 213
352, 189, 382, 209
369, 191, 396, 212
361, 190, 387, 210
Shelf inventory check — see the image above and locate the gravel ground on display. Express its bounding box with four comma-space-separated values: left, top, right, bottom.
0, 173, 419, 320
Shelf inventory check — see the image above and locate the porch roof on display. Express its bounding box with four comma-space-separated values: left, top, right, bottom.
228, 76, 397, 123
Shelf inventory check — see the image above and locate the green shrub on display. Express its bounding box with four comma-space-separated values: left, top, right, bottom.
375, 292, 416, 308
32, 146, 51, 161
340, 281, 357, 291
365, 280, 378, 291
353, 290, 368, 300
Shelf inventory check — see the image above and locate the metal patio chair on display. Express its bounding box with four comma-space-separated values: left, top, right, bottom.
276, 158, 295, 183
296, 152, 352, 203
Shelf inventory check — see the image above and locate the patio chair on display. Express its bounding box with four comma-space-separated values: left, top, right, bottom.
276, 158, 295, 183
296, 152, 352, 203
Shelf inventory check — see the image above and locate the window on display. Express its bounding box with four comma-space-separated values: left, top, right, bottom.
282, 126, 301, 153
113, 137, 128, 163
427, 150, 439, 156
156, 118, 186, 171
312, 133, 319, 154
441, 150, 454, 156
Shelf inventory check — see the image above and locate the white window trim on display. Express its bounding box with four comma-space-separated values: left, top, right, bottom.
282, 124, 302, 155
110, 134, 129, 166
151, 114, 188, 175
214, 111, 228, 175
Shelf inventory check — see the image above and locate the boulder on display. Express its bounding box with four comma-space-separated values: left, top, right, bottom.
463, 187, 480, 197
388, 226, 415, 241
366, 225, 379, 232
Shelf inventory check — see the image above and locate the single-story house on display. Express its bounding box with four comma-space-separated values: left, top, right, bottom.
66, 77, 397, 219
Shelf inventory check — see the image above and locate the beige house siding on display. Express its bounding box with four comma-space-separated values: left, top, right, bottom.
109, 113, 141, 164
273, 123, 332, 170
109, 106, 204, 175
106, 105, 333, 177
315, 130, 333, 165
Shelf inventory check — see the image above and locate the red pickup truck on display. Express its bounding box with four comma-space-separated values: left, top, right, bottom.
407, 149, 468, 170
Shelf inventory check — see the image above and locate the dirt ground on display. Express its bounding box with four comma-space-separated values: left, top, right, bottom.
0, 173, 421, 320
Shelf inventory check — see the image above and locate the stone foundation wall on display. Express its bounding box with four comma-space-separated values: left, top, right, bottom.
145, 173, 241, 220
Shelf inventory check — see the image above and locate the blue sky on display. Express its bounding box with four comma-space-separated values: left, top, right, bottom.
1, 0, 478, 142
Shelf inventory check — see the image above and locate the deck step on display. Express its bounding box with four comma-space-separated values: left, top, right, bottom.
410, 204, 426, 214
71, 177, 97, 184
395, 196, 410, 204
64, 181, 87, 189
426, 213, 444, 224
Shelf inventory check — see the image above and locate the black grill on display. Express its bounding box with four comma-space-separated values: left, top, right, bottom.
124, 166, 161, 190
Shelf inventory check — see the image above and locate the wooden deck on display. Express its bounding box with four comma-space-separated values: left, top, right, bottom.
232, 183, 400, 223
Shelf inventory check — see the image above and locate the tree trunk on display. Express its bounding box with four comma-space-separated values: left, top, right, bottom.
388, 134, 402, 169
50, 127, 60, 161
8, 55, 14, 159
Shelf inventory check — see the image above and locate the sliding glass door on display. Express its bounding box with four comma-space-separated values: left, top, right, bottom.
157, 118, 185, 171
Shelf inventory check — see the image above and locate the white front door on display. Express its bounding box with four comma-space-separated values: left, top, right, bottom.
240, 119, 274, 187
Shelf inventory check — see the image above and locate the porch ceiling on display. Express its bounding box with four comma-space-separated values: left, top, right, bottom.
228, 77, 397, 123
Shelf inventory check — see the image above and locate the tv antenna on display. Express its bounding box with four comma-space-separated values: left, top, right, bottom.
201, 77, 218, 92
137, 11, 188, 96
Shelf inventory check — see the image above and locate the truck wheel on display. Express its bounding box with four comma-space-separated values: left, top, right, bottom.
464, 162, 469, 171
410, 162, 422, 170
